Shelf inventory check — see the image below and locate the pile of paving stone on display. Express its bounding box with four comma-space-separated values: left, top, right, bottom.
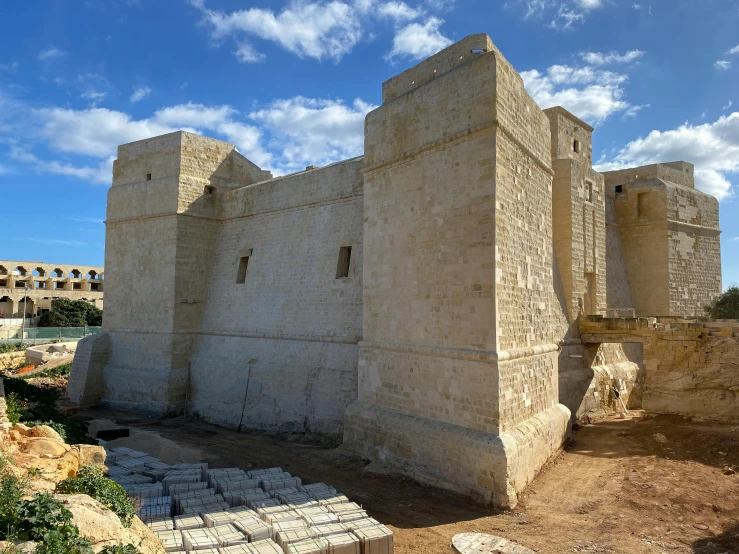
105, 447, 393, 553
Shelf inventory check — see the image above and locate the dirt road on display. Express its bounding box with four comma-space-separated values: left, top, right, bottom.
79, 409, 739, 553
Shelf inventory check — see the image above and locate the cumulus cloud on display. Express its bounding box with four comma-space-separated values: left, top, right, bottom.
715, 60, 732, 71
513, 0, 605, 29
193, 0, 364, 62
81, 91, 107, 105
595, 113, 739, 200
522, 64, 631, 123
250, 96, 376, 173
728, 44, 739, 55
580, 50, 645, 66
234, 42, 266, 63
386, 17, 452, 60
6, 91, 376, 184
377, 1, 422, 20
130, 86, 152, 102
37, 48, 65, 61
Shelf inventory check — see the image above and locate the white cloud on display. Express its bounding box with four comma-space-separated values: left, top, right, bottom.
733, 236, 739, 241
724, 100, 734, 111
20, 237, 87, 247
377, 1, 422, 20
37, 48, 65, 61
595, 113, 739, 200
250, 96, 375, 173
715, 60, 732, 71
580, 50, 645, 66
130, 86, 152, 102
194, 0, 364, 62
386, 17, 452, 60
0, 62, 18, 72
728, 45, 739, 55
234, 42, 266, 63
522, 64, 631, 123
81, 91, 107, 106
575, 0, 602, 8
624, 104, 650, 118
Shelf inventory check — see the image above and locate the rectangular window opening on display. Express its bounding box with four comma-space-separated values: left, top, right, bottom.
73, 283, 81, 290
573, 139, 581, 153
585, 181, 593, 203
90, 283, 99, 291
146, 173, 152, 181
615, 185, 623, 194
236, 255, 250, 284
336, 246, 352, 279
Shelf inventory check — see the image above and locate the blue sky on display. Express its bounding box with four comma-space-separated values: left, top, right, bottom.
0, 0, 737, 286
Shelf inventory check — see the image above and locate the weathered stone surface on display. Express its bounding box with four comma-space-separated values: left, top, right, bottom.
22, 437, 70, 457
452, 532, 535, 554
13, 423, 33, 436
58, 494, 166, 554
72, 444, 107, 466
31, 424, 65, 443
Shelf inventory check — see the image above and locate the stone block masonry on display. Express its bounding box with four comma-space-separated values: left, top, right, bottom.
71, 33, 723, 508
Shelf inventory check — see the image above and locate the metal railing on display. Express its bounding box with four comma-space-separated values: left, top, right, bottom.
0, 326, 102, 344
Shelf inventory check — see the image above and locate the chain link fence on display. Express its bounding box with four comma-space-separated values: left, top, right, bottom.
0, 326, 102, 344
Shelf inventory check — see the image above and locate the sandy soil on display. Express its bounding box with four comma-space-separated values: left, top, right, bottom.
77, 409, 739, 554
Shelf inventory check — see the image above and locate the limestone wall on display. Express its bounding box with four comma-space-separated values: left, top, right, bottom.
186, 158, 364, 435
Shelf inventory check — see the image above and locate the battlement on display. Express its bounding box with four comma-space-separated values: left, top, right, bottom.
603, 161, 695, 189
381, 34, 494, 103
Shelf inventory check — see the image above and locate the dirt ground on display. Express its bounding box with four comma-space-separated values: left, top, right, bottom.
76, 408, 739, 554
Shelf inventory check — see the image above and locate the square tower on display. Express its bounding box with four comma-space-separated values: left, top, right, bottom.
343, 35, 570, 508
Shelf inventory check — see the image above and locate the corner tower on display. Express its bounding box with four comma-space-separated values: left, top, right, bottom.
102, 131, 271, 412
343, 35, 571, 508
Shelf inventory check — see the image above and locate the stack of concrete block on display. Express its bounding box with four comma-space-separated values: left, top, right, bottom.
99, 452, 395, 554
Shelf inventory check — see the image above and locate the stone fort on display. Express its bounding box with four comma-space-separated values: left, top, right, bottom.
70, 34, 725, 508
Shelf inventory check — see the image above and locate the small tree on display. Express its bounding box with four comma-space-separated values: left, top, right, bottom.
38, 299, 102, 327
704, 285, 739, 319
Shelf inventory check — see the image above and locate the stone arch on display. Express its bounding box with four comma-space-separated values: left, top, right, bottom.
33, 267, 47, 277
16, 296, 34, 317
87, 270, 98, 279
0, 265, 7, 275
14, 266, 27, 277
0, 296, 12, 318
71, 269, 82, 279
53, 268, 64, 278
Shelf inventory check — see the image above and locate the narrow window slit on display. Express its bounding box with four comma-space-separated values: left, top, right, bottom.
336, 246, 352, 279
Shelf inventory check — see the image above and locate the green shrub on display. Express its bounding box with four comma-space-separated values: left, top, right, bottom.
2, 377, 95, 445
0, 474, 24, 526
34, 528, 93, 554
0, 344, 25, 355
704, 285, 739, 319
57, 466, 135, 527
4, 394, 25, 425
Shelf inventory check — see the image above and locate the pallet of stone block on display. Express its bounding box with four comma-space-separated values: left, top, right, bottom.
180, 502, 229, 516
272, 519, 309, 538
215, 478, 260, 495
259, 474, 301, 492
248, 497, 280, 511
233, 518, 271, 542
352, 525, 393, 554
222, 491, 247, 507
309, 523, 350, 538
154, 530, 183, 553
141, 495, 173, 508
301, 512, 340, 527
208, 523, 248, 547
263, 511, 303, 525
182, 528, 220, 551
274, 528, 313, 551
276, 490, 312, 504
244, 539, 283, 554
174, 489, 216, 512
311, 493, 349, 506
246, 467, 283, 478
179, 494, 226, 514
202, 509, 247, 528
124, 483, 163, 500
105, 466, 130, 477
346, 518, 380, 531
285, 537, 332, 554
147, 519, 175, 532
300, 483, 336, 496
293, 506, 329, 519
169, 481, 208, 495
137, 504, 172, 522
174, 514, 205, 530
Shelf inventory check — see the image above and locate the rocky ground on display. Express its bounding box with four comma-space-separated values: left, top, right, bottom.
0, 422, 165, 553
